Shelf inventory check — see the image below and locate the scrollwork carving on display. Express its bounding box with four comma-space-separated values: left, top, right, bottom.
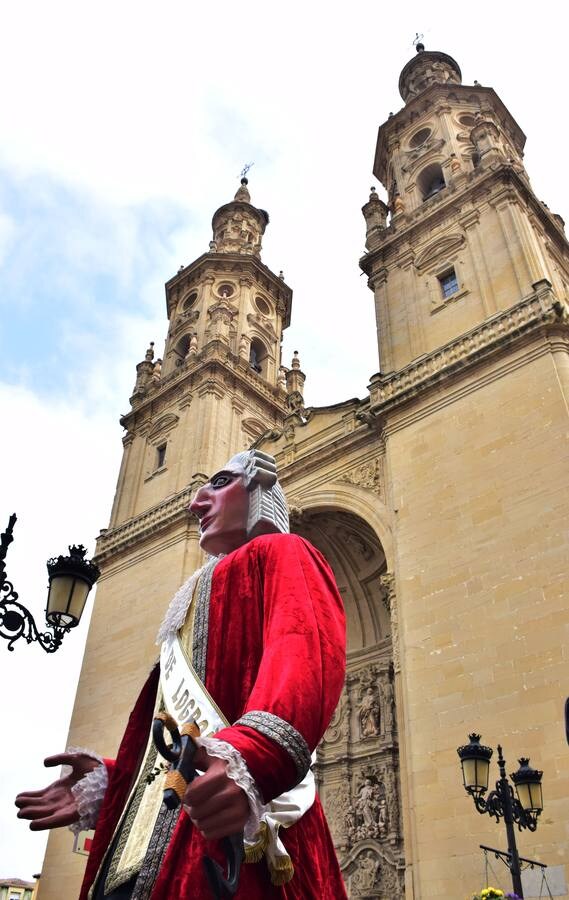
322, 784, 350, 846
339, 458, 384, 498
323, 691, 349, 744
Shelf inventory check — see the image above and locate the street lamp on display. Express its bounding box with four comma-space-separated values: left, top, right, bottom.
0, 514, 100, 653
457, 734, 543, 899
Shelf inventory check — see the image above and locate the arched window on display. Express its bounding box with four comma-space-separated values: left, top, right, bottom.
249, 338, 268, 377
418, 163, 446, 202
174, 334, 191, 365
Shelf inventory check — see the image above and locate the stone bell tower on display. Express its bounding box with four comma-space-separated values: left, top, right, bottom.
358, 44, 569, 899
37, 179, 297, 900
111, 176, 294, 530
362, 42, 568, 376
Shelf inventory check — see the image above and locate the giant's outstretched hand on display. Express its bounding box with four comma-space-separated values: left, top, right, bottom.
183, 747, 250, 841
15, 752, 101, 831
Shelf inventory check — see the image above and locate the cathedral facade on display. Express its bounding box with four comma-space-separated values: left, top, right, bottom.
39, 46, 569, 899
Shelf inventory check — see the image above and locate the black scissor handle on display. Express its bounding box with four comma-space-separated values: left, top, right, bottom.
152, 715, 182, 763
203, 833, 245, 898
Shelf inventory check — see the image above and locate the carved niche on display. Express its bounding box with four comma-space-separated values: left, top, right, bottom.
350, 771, 389, 841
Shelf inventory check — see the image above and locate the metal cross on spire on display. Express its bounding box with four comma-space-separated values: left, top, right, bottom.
238, 162, 254, 180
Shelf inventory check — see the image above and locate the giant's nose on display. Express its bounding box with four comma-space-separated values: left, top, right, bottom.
189, 484, 211, 517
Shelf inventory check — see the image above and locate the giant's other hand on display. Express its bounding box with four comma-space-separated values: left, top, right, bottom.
183, 747, 249, 840
15, 752, 101, 831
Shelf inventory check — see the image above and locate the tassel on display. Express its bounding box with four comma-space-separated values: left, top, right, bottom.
269, 855, 294, 886
244, 822, 270, 864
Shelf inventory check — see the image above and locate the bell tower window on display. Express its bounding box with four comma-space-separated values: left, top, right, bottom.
418, 163, 446, 201
438, 268, 459, 299
249, 338, 268, 376
174, 334, 191, 365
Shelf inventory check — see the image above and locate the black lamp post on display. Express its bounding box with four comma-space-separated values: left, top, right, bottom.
457, 734, 543, 899
0, 514, 100, 653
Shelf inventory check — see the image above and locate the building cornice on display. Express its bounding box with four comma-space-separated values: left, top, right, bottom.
367, 281, 568, 417
94, 482, 202, 567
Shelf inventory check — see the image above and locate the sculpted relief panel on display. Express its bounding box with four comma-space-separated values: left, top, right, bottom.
316, 657, 404, 898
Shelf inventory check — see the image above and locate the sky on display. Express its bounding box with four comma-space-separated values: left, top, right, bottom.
1, 0, 568, 882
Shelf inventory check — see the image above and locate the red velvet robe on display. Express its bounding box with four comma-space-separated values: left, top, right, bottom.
80, 533, 348, 899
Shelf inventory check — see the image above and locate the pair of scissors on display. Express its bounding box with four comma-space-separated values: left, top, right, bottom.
152, 713, 245, 898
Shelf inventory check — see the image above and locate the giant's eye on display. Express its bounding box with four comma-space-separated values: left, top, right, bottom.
210, 473, 234, 490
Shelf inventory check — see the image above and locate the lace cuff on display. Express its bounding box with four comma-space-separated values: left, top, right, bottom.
65, 747, 108, 836
196, 736, 266, 842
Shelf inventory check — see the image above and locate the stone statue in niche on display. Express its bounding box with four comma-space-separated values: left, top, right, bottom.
349, 774, 388, 841
358, 778, 379, 830
359, 687, 381, 738
351, 851, 381, 894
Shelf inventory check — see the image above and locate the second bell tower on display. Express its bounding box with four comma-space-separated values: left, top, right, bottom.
361, 43, 568, 376
110, 178, 293, 530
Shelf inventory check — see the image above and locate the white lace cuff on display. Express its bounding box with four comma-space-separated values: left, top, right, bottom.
197, 736, 266, 842
64, 747, 108, 836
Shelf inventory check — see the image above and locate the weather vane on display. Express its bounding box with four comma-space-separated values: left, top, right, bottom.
239, 162, 254, 180
413, 33, 424, 47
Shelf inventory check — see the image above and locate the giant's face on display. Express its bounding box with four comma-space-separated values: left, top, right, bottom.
189, 464, 249, 556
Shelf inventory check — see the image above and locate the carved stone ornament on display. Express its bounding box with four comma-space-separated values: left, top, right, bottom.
322, 783, 350, 846
351, 850, 382, 895
414, 232, 465, 272
339, 458, 384, 497
322, 691, 350, 745
207, 300, 236, 326
172, 309, 200, 335
379, 672, 395, 733
380, 574, 400, 675
247, 311, 278, 341
383, 766, 400, 836
147, 413, 179, 441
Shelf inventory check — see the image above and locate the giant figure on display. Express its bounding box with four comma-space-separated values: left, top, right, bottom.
16, 450, 348, 899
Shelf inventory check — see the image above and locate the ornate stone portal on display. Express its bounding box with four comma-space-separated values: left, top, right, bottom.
291, 510, 405, 898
